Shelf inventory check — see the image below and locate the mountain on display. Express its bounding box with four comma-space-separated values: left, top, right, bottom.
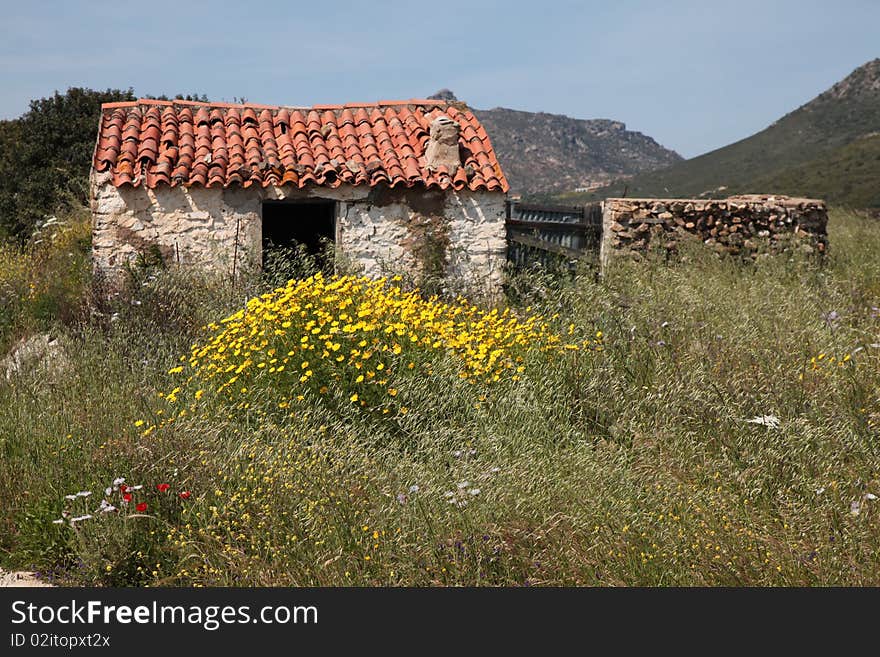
557, 58, 880, 208
427, 90, 683, 196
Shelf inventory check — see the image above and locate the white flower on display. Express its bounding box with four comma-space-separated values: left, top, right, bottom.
865, 493, 877, 501
745, 415, 781, 429
52, 519, 65, 525
457, 481, 470, 489
490, 466, 501, 474
469, 488, 481, 496
850, 501, 861, 515
112, 477, 125, 487
443, 491, 455, 498
408, 485, 420, 493
64, 494, 77, 500
76, 491, 92, 497
129, 485, 143, 491
453, 451, 462, 458
100, 505, 117, 513
815, 487, 825, 495
105, 487, 113, 496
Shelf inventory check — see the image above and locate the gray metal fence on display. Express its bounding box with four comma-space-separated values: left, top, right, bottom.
506, 201, 602, 268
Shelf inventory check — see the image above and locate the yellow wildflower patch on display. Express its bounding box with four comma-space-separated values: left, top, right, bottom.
148, 274, 594, 423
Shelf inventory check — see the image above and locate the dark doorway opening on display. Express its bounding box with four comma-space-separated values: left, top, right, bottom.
262, 200, 336, 277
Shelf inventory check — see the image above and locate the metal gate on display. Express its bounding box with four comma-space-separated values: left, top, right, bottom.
506, 201, 602, 268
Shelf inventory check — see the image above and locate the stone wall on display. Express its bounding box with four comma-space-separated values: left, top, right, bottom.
600, 195, 828, 268
90, 171, 506, 295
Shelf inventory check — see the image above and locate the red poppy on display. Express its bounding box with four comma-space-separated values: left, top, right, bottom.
119, 484, 128, 493
156, 483, 170, 492
178, 491, 191, 500
136, 502, 147, 512
122, 493, 132, 503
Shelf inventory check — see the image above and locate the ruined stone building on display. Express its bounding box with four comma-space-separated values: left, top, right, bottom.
90, 98, 509, 292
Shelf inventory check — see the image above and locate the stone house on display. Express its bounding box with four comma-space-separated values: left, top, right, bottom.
90, 98, 509, 292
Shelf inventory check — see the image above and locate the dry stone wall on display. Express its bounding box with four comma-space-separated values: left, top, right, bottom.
600, 195, 828, 267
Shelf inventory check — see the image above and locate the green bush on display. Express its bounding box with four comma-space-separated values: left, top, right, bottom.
0, 88, 136, 239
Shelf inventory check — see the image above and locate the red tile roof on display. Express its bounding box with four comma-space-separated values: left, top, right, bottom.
93, 98, 508, 193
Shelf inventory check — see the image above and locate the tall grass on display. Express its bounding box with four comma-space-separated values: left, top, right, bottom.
0, 209, 878, 586
0, 208, 91, 351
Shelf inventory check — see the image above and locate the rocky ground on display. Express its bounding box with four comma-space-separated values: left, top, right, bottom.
0, 569, 53, 587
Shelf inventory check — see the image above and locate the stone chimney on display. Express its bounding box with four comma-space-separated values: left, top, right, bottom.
425, 116, 461, 172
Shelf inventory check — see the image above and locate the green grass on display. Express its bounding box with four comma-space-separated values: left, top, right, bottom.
1, 209, 879, 586
0, 208, 92, 351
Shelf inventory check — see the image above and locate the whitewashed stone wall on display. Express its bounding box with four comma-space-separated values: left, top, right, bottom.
90, 171, 506, 294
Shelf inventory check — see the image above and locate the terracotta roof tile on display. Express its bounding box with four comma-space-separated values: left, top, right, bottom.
93, 98, 508, 193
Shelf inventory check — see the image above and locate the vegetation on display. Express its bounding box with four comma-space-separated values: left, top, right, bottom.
2, 79, 880, 587
750, 134, 880, 211
1, 208, 879, 586
0, 207, 92, 351
0, 88, 219, 241
0, 88, 136, 240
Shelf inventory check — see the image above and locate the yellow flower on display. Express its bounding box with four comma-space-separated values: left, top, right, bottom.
154, 274, 586, 424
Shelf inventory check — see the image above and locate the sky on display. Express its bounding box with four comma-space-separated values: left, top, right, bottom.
1, 0, 878, 158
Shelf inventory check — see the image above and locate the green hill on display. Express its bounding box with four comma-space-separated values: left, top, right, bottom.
752, 133, 880, 210
553, 58, 880, 209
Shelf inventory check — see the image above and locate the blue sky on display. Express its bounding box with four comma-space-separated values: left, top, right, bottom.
1, 0, 877, 157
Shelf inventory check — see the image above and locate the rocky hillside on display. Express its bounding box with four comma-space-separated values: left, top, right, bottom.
428, 90, 682, 196
561, 58, 880, 209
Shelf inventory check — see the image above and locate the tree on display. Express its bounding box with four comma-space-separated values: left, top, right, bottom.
0, 119, 23, 239
145, 92, 209, 102
0, 87, 135, 239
